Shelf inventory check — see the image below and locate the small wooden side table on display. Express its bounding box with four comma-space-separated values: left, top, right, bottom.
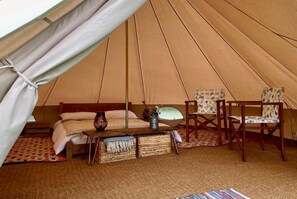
23, 121, 52, 136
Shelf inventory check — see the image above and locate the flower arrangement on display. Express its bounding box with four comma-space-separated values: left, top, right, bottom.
150, 106, 160, 117
142, 101, 160, 119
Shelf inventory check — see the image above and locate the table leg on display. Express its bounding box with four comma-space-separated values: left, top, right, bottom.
85, 135, 90, 165
88, 136, 94, 165
92, 137, 100, 165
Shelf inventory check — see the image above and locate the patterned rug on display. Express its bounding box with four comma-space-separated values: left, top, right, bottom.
175, 188, 250, 199
4, 137, 66, 164
177, 129, 229, 148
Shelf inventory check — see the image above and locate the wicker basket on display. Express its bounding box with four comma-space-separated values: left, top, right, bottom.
96, 138, 136, 164
137, 133, 171, 158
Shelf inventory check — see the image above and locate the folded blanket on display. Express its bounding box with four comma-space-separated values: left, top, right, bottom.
103, 136, 135, 153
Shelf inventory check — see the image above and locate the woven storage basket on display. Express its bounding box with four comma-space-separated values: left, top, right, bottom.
138, 133, 171, 157
96, 138, 136, 164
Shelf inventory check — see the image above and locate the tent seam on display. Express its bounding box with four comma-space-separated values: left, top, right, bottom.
150, 0, 190, 101
224, 0, 297, 45
97, 39, 109, 103
203, 0, 293, 106
133, 14, 146, 103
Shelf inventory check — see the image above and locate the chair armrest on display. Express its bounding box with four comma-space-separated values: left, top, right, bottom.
185, 100, 197, 116
227, 100, 262, 105
216, 99, 225, 104
227, 101, 283, 106
261, 102, 283, 106
227, 100, 262, 116
185, 100, 196, 104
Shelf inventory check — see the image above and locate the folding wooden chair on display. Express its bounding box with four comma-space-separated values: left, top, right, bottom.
228, 87, 286, 162
185, 89, 227, 145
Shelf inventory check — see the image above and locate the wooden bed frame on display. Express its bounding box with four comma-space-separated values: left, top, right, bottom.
59, 102, 132, 159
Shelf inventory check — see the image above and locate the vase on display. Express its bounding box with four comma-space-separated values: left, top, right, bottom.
94, 111, 108, 131
150, 115, 159, 129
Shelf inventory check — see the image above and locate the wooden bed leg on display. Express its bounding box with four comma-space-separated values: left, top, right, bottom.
66, 141, 73, 159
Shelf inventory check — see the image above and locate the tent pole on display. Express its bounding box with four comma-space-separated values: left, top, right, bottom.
125, 20, 129, 129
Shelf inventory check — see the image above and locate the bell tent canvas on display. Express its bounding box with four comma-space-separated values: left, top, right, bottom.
0, 0, 146, 166
0, 0, 297, 166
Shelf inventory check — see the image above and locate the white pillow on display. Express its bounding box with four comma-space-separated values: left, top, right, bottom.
60, 112, 96, 121
60, 110, 138, 121
105, 110, 138, 119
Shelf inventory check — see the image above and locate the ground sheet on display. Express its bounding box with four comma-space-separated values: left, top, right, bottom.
4, 137, 66, 164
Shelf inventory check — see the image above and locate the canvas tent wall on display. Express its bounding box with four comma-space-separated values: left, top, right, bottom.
37, 0, 297, 136
0, 0, 146, 167
0, 0, 297, 166
36, 0, 297, 107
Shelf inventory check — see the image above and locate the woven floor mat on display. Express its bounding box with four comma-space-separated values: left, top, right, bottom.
177, 129, 228, 148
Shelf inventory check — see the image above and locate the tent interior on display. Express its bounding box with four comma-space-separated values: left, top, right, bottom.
34, 0, 297, 138
1, 0, 297, 167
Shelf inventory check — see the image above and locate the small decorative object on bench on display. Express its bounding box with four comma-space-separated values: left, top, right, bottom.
93, 111, 108, 131
138, 133, 171, 157
150, 114, 159, 129
149, 106, 160, 129
142, 101, 160, 129
96, 136, 136, 163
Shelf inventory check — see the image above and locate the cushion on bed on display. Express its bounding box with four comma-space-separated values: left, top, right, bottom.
60, 112, 96, 121
60, 110, 138, 121
105, 110, 138, 119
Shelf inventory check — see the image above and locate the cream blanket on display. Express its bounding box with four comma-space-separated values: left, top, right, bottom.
62, 118, 166, 136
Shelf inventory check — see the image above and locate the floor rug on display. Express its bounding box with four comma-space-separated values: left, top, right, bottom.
177, 129, 228, 148
175, 188, 250, 199
4, 137, 66, 164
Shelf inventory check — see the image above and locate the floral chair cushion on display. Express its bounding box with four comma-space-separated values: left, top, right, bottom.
194, 89, 225, 114
230, 116, 280, 124
261, 87, 284, 119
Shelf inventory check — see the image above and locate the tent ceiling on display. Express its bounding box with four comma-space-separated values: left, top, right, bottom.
2, 0, 297, 108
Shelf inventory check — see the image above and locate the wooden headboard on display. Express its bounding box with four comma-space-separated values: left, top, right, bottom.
59, 102, 132, 115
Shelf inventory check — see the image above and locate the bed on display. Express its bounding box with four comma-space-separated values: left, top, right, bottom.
53, 102, 181, 159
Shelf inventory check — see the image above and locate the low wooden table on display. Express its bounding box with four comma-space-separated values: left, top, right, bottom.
83, 126, 179, 165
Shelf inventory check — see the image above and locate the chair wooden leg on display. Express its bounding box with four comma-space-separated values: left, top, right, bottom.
260, 123, 265, 150
223, 114, 228, 141
228, 118, 233, 150
217, 114, 223, 145
194, 116, 198, 139
280, 124, 286, 161
186, 116, 190, 142
242, 125, 246, 162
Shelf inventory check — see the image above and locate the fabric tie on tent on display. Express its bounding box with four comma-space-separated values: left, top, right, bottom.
0, 58, 37, 88
103, 136, 135, 153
